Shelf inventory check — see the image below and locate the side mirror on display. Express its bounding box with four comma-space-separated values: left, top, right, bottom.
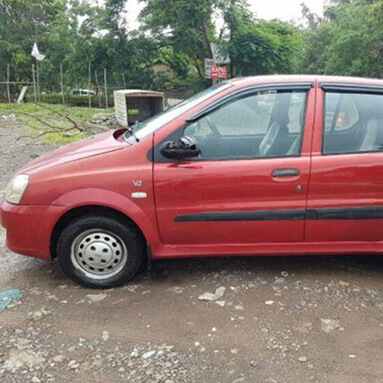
160, 136, 201, 160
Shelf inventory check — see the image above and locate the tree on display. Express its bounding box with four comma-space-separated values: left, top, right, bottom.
140, 0, 303, 83
139, 0, 217, 79
299, 0, 383, 77
217, 1, 303, 76
0, 0, 65, 82
102, 0, 128, 37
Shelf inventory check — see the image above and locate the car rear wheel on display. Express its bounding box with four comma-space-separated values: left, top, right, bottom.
57, 215, 144, 288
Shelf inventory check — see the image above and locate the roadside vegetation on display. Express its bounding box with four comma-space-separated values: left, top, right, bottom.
0, 103, 114, 145
1, 0, 381, 97
0, 0, 305, 97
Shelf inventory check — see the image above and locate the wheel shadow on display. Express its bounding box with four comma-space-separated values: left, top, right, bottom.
10, 252, 382, 289
146, 253, 383, 283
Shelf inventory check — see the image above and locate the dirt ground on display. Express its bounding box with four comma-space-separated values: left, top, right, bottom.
2, 115, 383, 383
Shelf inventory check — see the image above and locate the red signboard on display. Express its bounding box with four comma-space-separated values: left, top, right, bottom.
218, 66, 227, 79
211, 65, 227, 80
211, 66, 218, 79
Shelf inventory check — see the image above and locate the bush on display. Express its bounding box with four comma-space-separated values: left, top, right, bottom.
25, 93, 114, 108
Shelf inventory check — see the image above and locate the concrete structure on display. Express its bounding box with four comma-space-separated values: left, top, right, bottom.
113, 89, 165, 127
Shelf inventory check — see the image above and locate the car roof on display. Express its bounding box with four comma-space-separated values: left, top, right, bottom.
230, 74, 383, 88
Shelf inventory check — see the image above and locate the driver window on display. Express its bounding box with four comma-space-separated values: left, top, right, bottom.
184, 90, 307, 160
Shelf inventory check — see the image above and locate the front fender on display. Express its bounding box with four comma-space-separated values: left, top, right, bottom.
52, 188, 161, 247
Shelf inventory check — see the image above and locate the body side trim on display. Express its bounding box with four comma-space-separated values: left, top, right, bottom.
175, 209, 306, 222
175, 206, 383, 222
307, 206, 383, 220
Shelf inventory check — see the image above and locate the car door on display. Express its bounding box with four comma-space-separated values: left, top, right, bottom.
153, 84, 315, 247
307, 84, 383, 243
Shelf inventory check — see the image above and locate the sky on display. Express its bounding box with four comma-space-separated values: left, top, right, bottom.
249, 0, 324, 22
123, 0, 325, 30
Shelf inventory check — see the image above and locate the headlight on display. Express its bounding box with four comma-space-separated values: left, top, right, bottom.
5, 175, 29, 204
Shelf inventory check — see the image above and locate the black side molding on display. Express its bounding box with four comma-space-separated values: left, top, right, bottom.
175, 206, 383, 222
307, 206, 383, 220
175, 209, 306, 222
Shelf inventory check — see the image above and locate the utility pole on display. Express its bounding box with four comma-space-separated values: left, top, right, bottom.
32, 64, 37, 103
88, 61, 92, 108
104, 68, 108, 109
6, 63, 11, 103
95, 70, 102, 108
60, 64, 65, 106
36, 62, 41, 102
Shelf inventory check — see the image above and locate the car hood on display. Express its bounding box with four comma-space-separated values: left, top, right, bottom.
20, 130, 127, 174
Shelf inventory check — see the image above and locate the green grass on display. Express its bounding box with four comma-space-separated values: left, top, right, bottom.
0, 103, 115, 145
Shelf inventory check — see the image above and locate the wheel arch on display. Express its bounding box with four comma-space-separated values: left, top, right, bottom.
50, 205, 147, 259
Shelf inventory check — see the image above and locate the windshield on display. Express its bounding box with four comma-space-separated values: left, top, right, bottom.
124, 82, 232, 142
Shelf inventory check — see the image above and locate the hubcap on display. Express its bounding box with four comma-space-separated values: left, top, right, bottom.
71, 230, 128, 280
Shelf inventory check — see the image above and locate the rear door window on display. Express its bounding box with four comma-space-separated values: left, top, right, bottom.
323, 91, 383, 154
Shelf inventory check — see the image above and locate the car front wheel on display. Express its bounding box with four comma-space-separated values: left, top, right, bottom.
57, 215, 144, 288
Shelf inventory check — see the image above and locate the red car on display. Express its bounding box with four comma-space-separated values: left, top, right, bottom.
2, 75, 383, 288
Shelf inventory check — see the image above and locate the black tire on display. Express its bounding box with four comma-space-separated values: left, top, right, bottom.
57, 215, 144, 289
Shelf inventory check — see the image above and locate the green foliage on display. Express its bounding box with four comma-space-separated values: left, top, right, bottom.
0, 102, 113, 122
0, 0, 159, 92
0, 0, 306, 97
140, 0, 217, 78
299, 0, 383, 78
226, 18, 303, 76
140, 0, 303, 81
8, 0, 383, 103
0, 102, 114, 144
0, 0, 65, 80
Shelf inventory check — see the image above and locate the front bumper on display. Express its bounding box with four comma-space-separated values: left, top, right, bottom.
0, 198, 65, 260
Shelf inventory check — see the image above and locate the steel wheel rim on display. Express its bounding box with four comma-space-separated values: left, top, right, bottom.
71, 229, 128, 280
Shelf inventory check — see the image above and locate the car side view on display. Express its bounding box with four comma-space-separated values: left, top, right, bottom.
2, 75, 383, 288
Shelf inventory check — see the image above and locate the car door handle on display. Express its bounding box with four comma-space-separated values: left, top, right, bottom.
272, 168, 300, 177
